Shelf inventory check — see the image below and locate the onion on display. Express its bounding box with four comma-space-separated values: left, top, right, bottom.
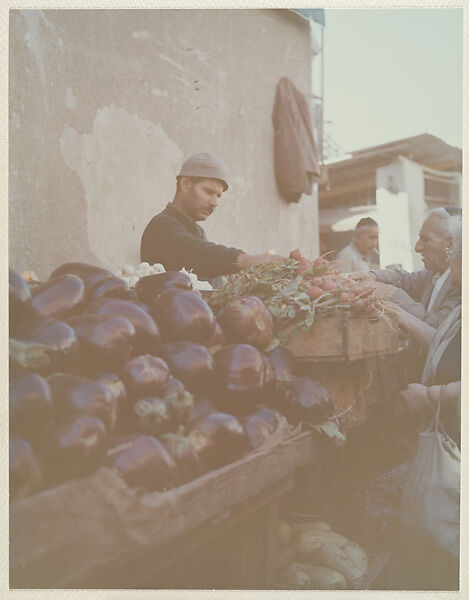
106, 434, 177, 491
217, 296, 275, 350
159, 342, 214, 395
9, 373, 55, 445
48, 373, 118, 433
85, 298, 160, 354
274, 376, 334, 425
121, 354, 169, 399
188, 412, 247, 470
150, 289, 216, 344
10, 438, 43, 501
213, 344, 267, 414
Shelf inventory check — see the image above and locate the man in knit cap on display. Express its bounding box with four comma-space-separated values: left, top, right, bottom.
141, 152, 287, 283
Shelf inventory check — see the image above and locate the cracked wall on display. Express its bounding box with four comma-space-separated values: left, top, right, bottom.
9, 9, 319, 279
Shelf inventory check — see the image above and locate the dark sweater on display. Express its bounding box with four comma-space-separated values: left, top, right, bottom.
140, 203, 242, 280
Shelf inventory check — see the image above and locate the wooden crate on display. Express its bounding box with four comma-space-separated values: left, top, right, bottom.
285, 314, 399, 361
10, 431, 317, 589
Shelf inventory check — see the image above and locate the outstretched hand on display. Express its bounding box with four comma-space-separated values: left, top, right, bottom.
236, 252, 288, 270
393, 383, 431, 420
348, 271, 377, 281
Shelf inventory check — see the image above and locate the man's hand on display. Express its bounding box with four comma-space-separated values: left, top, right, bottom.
393, 383, 431, 420
236, 252, 288, 270
348, 271, 377, 281
385, 303, 412, 328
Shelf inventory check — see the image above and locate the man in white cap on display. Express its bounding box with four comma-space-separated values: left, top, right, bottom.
141, 152, 287, 282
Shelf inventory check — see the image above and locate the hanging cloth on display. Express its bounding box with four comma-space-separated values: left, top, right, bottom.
272, 76, 320, 202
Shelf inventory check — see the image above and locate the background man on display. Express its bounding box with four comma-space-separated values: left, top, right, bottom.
336, 217, 379, 273
140, 153, 287, 283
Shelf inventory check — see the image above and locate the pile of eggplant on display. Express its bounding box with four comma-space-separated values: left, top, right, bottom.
9, 263, 334, 501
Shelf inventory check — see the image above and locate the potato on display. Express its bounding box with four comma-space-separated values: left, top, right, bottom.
301, 564, 346, 589
317, 543, 364, 584
344, 541, 368, 574
276, 563, 311, 589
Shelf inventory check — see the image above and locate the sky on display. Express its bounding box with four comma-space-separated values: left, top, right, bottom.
323, 8, 463, 154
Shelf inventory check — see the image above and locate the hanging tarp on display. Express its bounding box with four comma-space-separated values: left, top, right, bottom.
272, 76, 320, 203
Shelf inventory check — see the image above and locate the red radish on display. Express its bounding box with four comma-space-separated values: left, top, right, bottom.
322, 278, 337, 292
289, 249, 303, 261
308, 286, 325, 300
339, 292, 355, 304
311, 276, 323, 287
351, 299, 366, 313
312, 257, 328, 268
357, 285, 376, 296
297, 262, 313, 275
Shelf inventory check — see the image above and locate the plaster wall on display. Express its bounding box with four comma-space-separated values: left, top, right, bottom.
9, 9, 319, 279
376, 158, 426, 272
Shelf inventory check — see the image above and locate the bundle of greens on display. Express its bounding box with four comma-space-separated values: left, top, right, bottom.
207, 255, 394, 344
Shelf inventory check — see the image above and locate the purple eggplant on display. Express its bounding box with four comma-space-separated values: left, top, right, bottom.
10, 373, 55, 444
150, 289, 216, 344
187, 411, 247, 471
31, 274, 85, 319
159, 342, 214, 395
9, 269, 34, 335
10, 438, 43, 501
135, 271, 193, 303
48, 373, 118, 433
106, 434, 177, 491
11, 315, 79, 375
67, 313, 136, 374
85, 298, 160, 354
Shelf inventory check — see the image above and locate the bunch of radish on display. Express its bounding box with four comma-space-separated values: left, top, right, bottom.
289, 249, 383, 317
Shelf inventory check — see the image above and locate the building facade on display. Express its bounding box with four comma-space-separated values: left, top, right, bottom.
10, 9, 323, 279
319, 134, 462, 270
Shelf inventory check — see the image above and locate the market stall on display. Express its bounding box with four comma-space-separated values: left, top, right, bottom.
9, 252, 403, 590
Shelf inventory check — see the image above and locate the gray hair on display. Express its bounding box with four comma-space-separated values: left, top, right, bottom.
448, 215, 462, 253
425, 207, 453, 237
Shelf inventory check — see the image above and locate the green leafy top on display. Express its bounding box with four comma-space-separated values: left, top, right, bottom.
207, 261, 341, 343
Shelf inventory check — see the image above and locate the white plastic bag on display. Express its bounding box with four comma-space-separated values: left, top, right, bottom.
399, 392, 460, 558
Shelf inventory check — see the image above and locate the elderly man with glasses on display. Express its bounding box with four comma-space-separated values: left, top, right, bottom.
363, 207, 461, 328
353, 207, 461, 382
